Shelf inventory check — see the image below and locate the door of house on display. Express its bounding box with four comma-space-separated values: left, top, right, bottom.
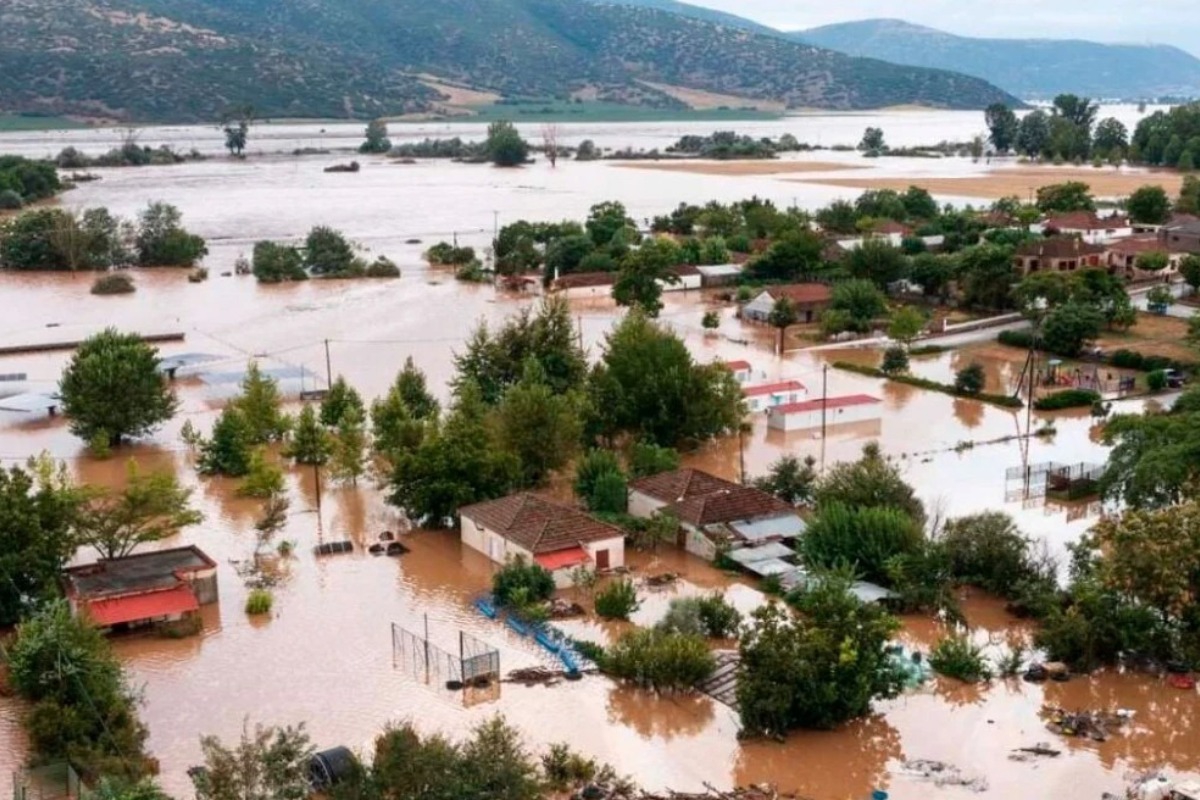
595, 549, 610, 570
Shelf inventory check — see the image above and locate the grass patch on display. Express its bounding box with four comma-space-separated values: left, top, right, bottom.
1033, 389, 1100, 411
929, 634, 993, 683
91, 273, 135, 295
0, 114, 86, 132
245, 588, 274, 615
833, 361, 1023, 409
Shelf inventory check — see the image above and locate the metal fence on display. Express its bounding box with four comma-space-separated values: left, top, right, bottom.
391, 623, 500, 688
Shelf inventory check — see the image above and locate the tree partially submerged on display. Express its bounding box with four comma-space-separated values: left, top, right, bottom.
77, 461, 201, 559
192, 721, 315, 800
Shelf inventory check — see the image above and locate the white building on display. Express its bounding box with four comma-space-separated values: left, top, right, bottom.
767, 394, 882, 432
459, 494, 625, 587
1037, 212, 1132, 245
743, 380, 807, 413
724, 360, 754, 384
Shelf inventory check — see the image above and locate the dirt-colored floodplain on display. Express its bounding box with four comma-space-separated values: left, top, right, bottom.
1097, 311, 1198, 363
618, 160, 865, 177
796, 166, 1185, 199
637, 81, 787, 113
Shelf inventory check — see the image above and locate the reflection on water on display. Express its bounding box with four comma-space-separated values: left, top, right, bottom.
0, 123, 1196, 798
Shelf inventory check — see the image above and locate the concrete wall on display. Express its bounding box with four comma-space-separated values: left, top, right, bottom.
661, 274, 702, 292
584, 536, 626, 571
683, 525, 718, 561
461, 516, 533, 565
189, 569, 219, 605
627, 490, 667, 520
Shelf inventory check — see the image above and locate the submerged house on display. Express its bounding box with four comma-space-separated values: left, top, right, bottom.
64, 545, 219, 631
741, 283, 833, 324
627, 468, 805, 561
460, 493, 625, 586
767, 394, 882, 432
743, 380, 807, 413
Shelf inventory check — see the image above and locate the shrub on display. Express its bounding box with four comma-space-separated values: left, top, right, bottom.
602, 629, 715, 691
1034, 389, 1101, 411
365, 256, 400, 277
1109, 349, 1183, 372
1147, 369, 1168, 393
929, 634, 992, 683
492, 557, 555, 608
628, 441, 681, 479
541, 743, 599, 790
998, 329, 1035, 349
833, 362, 1023, 409
245, 589, 273, 615
589, 470, 628, 515
575, 449, 625, 507
0, 189, 23, 209
701, 310, 720, 330
954, 362, 986, 395
800, 503, 923, 585
940, 512, 1042, 598
90, 273, 135, 295
425, 242, 477, 266
594, 579, 640, 620
880, 345, 909, 374
696, 594, 742, 638
252, 241, 307, 283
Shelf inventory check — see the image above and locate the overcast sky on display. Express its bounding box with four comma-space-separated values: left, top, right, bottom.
688, 0, 1200, 55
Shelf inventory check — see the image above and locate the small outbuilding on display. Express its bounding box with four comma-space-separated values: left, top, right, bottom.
742, 283, 833, 323
724, 360, 754, 384
767, 394, 882, 432
460, 494, 626, 586
743, 380, 807, 413
64, 545, 219, 631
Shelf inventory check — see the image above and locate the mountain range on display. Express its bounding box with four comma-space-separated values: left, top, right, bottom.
0, 0, 1018, 123
792, 19, 1200, 100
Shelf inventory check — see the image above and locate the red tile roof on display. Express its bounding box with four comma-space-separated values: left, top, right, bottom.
460, 494, 623, 554
535, 547, 590, 571
872, 220, 912, 236
1044, 212, 1128, 231
666, 488, 794, 527
743, 380, 806, 397
767, 283, 833, 306
725, 360, 752, 372
552, 272, 616, 290
84, 585, 199, 627
773, 394, 881, 415
628, 468, 741, 504
1107, 236, 1167, 257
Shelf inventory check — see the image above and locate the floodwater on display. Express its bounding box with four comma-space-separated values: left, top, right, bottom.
1, 114, 1198, 799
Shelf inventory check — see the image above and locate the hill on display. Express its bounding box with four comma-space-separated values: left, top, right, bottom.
0, 0, 1018, 123
594, 0, 780, 36
793, 19, 1200, 100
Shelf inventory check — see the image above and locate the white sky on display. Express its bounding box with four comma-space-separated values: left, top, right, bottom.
689, 0, 1200, 55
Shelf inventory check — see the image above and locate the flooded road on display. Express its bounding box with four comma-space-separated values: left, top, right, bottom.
1, 118, 1196, 799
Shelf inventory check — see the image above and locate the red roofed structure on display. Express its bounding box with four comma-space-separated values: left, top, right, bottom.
742, 380, 807, 412
768, 394, 882, 432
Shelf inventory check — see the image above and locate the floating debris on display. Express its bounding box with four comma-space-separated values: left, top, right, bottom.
900, 759, 988, 792
549, 598, 586, 619
1008, 744, 1061, 762
1042, 706, 1133, 742
644, 572, 679, 588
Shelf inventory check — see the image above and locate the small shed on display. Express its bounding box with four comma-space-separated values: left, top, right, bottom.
697, 263, 743, 287
662, 264, 702, 292
743, 381, 807, 413
767, 394, 882, 432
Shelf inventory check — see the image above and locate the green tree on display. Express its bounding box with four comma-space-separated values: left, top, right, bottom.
829, 279, 888, 332
801, 503, 923, 585
77, 461, 201, 559
233, 362, 291, 444
1041, 301, 1104, 358
238, 448, 286, 499
543, 234, 596, 281
192, 722, 315, 800
701, 310, 720, 331
737, 579, 903, 736
321, 376, 365, 427
574, 449, 624, 507
940, 512, 1044, 598
0, 463, 80, 627
887, 306, 924, 345
456, 717, 542, 800
589, 470, 629, 515
360, 119, 392, 154
1100, 410, 1200, 508
304, 226, 356, 275
585, 311, 743, 447
1018, 109, 1051, 157
859, 127, 886, 155
847, 238, 908, 288
767, 296, 798, 352
495, 360, 583, 487
613, 239, 682, 317
880, 345, 909, 375
1127, 185, 1172, 225
198, 406, 253, 477
594, 579, 640, 620
815, 443, 924, 523
1092, 502, 1200, 622
602, 629, 715, 692
985, 103, 1019, 153
1137, 251, 1170, 273
285, 404, 332, 465
453, 297, 587, 404
135, 202, 206, 267
586, 201, 635, 248
330, 405, 368, 486
1092, 117, 1129, 159
752, 454, 817, 506
7, 601, 152, 779
747, 229, 824, 281
220, 105, 254, 157
959, 243, 1018, 310
1181, 254, 1200, 295
388, 382, 519, 527
486, 121, 529, 167
1037, 182, 1096, 213
251, 241, 307, 283
954, 362, 986, 396
59, 328, 178, 447
628, 441, 681, 479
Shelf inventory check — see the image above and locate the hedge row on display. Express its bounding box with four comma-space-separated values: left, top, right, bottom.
832, 362, 1024, 409
1033, 389, 1101, 411
998, 331, 1192, 373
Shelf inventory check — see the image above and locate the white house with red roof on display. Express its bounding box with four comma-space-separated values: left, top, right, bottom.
724, 360, 754, 384
767, 394, 882, 432
742, 380, 806, 413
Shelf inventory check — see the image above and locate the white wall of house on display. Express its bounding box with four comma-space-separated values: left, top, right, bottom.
1056, 225, 1133, 245
557, 284, 613, 301
767, 401, 881, 432
461, 516, 533, 565
730, 366, 753, 384
683, 525, 719, 561
627, 490, 668, 520
742, 291, 775, 322
583, 537, 626, 572
745, 387, 807, 413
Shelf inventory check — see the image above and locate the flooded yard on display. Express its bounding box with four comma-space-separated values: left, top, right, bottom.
1, 115, 1197, 799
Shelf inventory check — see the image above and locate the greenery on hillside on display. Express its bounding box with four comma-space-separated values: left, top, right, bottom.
0, 0, 1016, 122
795, 18, 1200, 99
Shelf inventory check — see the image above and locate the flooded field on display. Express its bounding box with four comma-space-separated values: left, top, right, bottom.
1, 113, 1197, 799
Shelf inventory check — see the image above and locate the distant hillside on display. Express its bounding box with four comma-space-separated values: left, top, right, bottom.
793, 19, 1200, 100
0, 0, 1018, 123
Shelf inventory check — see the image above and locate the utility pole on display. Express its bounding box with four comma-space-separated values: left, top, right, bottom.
312, 462, 322, 513
820, 364, 829, 472
423, 613, 430, 684
323, 339, 332, 389
738, 426, 746, 485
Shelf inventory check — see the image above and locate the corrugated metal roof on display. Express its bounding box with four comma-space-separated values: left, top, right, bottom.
84, 585, 199, 626
0, 392, 61, 413
199, 366, 311, 385
729, 514, 806, 542
743, 558, 795, 577
724, 541, 796, 565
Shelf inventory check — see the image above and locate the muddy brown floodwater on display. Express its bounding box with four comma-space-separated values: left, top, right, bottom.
1, 149, 1197, 800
